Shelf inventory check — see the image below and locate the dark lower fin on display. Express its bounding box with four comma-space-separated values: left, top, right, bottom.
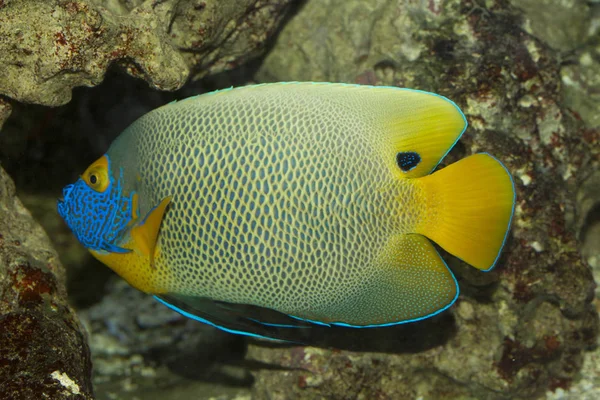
154, 294, 316, 342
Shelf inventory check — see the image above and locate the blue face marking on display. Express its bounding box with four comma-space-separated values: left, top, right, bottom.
57, 156, 135, 253
396, 151, 421, 172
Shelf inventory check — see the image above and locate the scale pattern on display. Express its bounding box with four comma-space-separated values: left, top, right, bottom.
108, 83, 451, 324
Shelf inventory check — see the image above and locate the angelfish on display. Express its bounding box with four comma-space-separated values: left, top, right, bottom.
58, 82, 515, 340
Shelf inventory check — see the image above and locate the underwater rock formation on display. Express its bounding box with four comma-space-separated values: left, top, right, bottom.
509, 0, 593, 52
0, 98, 11, 131
252, 0, 600, 399
561, 51, 600, 129
0, 0, 293, 107
0, 166, 93, 399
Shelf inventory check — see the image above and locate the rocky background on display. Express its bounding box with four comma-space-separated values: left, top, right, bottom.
0, 0, 599, 399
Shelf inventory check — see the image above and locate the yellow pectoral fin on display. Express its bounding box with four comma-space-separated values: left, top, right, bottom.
89, 196, 172, 294
130, 196, 172, 265
131, 192, 139, 220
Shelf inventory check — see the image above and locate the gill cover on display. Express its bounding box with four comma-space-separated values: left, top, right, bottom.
89, 196, 173, 294
57, 155, 133, 253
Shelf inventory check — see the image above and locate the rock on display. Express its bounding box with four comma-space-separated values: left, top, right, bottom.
558, 2, 600, 129
579, 170, 600, 298
561, 51, 600, 129
0, 165, 94, 399
79, 280, 253, 399
509, 0, 593, 52
253, 0, 600, 398
0, 98, 11, 131
0, 0, 293, 107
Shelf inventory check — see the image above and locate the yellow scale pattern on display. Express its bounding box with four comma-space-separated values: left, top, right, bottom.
107, 83, 456, 325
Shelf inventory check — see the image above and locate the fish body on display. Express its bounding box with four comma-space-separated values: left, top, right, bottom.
58, 83, 515, 338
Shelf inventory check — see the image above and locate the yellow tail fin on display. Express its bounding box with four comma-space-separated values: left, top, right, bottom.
415, 153, 515, 271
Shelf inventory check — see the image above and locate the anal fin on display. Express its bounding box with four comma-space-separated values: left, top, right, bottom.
324, 234, 458, 327
154, 294, 316, 342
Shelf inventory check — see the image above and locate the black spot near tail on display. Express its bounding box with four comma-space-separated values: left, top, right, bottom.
396, 152, 421, 172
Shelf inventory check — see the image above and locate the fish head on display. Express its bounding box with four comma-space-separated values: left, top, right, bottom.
58, 154, 172, 294
57, 155, 134, 254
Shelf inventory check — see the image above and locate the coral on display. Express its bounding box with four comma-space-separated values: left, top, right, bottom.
0, 165, 93, 399
0, 0, 293, 106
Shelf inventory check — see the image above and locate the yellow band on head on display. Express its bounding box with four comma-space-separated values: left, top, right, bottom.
81, 155, 110, 193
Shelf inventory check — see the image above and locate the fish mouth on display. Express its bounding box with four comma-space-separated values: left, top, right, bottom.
57, 184, 75, 219
57, 198, 68, 219
62, 184, 74, 200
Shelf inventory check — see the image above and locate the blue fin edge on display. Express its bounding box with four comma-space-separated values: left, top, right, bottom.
153, 296, 285, 340
474, 152, 516, 272
247, 318, 310, 329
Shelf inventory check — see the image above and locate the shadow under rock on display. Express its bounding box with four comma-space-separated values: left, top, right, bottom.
146, 331, 255, 387
581, 203, 600, 245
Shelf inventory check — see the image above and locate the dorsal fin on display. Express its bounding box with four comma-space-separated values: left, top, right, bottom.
174, 82, 467, 179
320, 84, 467, 179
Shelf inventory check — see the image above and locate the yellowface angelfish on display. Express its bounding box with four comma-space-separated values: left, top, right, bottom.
58, 82, 515, 339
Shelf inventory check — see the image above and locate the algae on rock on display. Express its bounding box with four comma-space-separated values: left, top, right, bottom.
0, 165, 94, 399
0, 0, 293, 106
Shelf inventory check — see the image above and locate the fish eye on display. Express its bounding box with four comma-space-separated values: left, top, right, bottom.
81, 156, 111, 193
84, 168, 108, 192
